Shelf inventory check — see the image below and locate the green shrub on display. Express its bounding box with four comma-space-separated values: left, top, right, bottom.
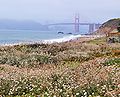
103, 58, 120, 67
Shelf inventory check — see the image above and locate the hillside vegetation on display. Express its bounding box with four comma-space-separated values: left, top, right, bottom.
96, 18, 120, 34
0, 37, 120, 97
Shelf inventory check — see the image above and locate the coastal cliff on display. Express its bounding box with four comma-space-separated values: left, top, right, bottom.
95, 18, 120, 35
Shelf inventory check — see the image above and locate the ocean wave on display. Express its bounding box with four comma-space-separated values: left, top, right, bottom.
43, 34, 82, 43
43, 34, 102, 43
0, 34, 102, 46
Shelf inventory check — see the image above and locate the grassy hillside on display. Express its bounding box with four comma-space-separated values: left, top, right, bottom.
96, 18, 120, 35
101, 18, 120, 28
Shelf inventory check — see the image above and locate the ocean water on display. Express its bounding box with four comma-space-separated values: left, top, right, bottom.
0, 30, 83, 45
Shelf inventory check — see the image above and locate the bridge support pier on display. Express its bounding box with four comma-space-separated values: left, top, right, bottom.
89, 24, 94, 33
75, 14, 80, 33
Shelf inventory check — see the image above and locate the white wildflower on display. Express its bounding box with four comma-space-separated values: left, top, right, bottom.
96, 96, 100, 97
83, 90, 86, 92
84, 92, 87, 96
76, 93, 79, 95
97, 84, 100, 86
60, 89, 62, 92
53, 95, 56, 97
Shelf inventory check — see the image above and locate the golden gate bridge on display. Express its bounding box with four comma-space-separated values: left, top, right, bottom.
46, 14, 101, 33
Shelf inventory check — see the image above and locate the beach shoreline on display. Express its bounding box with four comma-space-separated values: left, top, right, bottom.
0, 35, 103, 47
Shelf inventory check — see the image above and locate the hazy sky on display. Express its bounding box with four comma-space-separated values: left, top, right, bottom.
0, 0, 120, 24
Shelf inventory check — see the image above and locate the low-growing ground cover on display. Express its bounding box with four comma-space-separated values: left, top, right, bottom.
0, 37, 120, 97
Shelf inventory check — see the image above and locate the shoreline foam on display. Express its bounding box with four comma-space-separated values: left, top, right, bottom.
0, 35, 103, 46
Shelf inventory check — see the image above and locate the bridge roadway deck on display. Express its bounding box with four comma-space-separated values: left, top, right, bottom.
46, 23, 101, 26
